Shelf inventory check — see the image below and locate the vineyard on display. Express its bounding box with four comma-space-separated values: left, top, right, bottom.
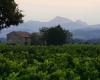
0, 44, 100, 80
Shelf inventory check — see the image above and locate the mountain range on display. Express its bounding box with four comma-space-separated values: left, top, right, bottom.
0, 16, 100, 40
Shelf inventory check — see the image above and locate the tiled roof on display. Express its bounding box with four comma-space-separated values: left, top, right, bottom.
8, 31, 31, 38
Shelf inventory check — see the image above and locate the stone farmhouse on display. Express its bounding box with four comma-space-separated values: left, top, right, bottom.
7, 31, 31, 45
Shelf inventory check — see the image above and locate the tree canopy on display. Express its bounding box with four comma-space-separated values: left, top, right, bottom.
40, 25, 72, 45
0, 0, 23, 30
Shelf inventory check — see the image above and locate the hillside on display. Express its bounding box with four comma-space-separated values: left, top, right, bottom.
0, 16, 100, 40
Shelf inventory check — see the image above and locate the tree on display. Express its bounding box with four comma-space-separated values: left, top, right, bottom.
0, 0, 23, 30
40, 25, 72, 45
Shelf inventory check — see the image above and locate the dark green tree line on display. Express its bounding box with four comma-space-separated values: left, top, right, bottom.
40, 25, 72, 45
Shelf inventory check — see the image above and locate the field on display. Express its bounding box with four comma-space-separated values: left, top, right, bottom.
0, 44, 100, 80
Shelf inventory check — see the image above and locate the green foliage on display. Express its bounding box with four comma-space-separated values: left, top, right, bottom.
0, 44, 100, 79
0, 0, 23, 30
40, 25, 72, 45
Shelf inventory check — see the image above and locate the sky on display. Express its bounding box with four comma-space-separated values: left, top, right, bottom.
15, 0, 100, 25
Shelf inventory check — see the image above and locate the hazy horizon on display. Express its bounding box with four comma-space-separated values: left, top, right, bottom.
16, 0, 100, 25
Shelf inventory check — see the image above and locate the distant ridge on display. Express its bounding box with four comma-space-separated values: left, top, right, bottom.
0, 16, 100, 40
